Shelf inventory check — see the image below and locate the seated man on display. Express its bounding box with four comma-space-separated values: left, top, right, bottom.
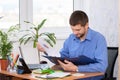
37, 10, 108, 73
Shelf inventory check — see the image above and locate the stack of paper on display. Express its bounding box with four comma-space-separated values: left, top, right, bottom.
32, 69, 42, 74
36, 72, 71, 78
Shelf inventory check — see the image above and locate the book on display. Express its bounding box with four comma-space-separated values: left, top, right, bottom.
43, 55, 98, 65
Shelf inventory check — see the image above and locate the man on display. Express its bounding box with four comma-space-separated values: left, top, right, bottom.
37, 10, 108, 73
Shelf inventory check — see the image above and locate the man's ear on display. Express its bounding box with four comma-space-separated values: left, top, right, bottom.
85, 22, 89, 29
86, 22, 89, 27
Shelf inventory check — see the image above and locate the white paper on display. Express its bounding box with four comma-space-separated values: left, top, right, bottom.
36, 72, 71, 78
38, 38, 57, 56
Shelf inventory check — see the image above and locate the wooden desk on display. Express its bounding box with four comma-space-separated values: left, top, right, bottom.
0, 69, 104, 80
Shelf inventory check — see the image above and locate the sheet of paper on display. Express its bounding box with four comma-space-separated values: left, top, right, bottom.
38, 38, 58, 56
32, 69, 42, 74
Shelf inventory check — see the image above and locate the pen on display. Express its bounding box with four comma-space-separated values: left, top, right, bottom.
13, 54, 19, 67
7, 55, 12, 65
43, 44, 49, 49
7, 55, 14, 68
44, 52, 48, 56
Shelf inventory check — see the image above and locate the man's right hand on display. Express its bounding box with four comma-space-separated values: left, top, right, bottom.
36, 42, 45, 52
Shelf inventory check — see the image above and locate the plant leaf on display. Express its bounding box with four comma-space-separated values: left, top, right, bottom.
37, 19, 47, 30
24, 21, 36, 27
44, 38, 53, 47
7, 24, 20, 33
24, 37, 32, 45
41, 32, 56, 44
19, 34, 30, 44
34, 27, 38, 32
19, 38, 25, 45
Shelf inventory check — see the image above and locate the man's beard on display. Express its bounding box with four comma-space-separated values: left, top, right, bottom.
76, 33, 85, 39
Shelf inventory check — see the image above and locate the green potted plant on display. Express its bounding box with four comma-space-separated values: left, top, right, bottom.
0, 25, 19, 70
19, 19, 56, 62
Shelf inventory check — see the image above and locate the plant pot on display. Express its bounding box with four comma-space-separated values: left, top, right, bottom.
0, 59, 9, 70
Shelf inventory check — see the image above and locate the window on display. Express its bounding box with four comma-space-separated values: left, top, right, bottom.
0, 0, 75, 38
33, 0, 73, 28
0, 0, 19, 29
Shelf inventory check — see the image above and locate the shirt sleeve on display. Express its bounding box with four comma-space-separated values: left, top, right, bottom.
59, 39, 69, 58
78, 35, 108, 72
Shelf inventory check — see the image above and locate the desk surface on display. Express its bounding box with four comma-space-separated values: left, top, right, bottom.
0, 69, 104, 80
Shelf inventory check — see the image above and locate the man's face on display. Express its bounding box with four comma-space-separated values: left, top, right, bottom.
71, 24, 88, 39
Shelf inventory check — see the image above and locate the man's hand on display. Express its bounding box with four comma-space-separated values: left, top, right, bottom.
36, 42, 45, 52
58, 60, 78, 72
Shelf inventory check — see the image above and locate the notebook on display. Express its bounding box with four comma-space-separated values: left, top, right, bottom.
43, 55, 98, 65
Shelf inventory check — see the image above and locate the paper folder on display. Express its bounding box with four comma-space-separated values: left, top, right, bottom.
43, 55, 98, 65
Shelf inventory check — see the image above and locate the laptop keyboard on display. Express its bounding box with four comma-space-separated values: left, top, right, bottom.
27, 64, 42, 70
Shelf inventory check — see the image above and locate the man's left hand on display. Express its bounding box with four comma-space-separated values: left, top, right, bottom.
58, 60, 78, 72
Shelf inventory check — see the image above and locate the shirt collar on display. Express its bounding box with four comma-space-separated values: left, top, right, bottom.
85, 28, 92, 40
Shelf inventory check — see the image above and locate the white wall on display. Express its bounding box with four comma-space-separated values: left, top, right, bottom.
74, 0, 119, 47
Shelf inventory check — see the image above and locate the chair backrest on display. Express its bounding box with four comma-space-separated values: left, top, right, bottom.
105, 47, 118, 78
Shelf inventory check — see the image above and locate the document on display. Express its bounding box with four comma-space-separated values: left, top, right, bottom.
38, 38, 58, 56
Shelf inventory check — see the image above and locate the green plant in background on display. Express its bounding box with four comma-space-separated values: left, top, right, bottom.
0, 31, 12, 59
19, 19, 56, 63
19, 19, 56, 48
0, 25, 20, 59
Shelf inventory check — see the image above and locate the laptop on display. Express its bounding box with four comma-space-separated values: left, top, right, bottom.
27, 63, 42, 70
17, 57, 49, 74
18, 46, 43, 70
18, 57, 43, 70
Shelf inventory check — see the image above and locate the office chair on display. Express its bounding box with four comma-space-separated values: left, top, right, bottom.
102, 47, 118, 80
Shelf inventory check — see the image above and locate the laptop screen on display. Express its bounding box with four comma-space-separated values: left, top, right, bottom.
17, 58, 32, 74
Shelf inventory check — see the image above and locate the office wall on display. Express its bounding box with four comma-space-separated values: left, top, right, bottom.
118, 0, 120, 80
74, 0, 119, 47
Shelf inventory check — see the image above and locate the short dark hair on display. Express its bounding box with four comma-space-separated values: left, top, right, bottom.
69, 10, 89, 26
